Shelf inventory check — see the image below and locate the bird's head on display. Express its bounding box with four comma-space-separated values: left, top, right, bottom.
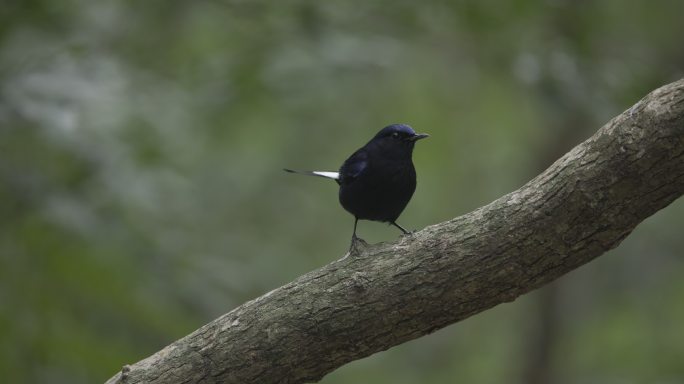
369, 124, 429, 157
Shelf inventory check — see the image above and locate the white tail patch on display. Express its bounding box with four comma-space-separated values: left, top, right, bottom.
312, 171, 339, 180
284, 168, 339, 180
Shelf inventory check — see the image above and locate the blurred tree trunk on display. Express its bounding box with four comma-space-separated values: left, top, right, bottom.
521, 4, 614, 381
106, 79, 684, 384
522, 283, 561, 384
521, 73, 595, 384
521, 93, 592, 384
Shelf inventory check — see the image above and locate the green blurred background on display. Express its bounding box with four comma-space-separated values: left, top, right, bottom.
1, 1, 683, 383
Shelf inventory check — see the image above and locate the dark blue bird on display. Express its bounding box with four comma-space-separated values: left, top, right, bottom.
285, 124, 428, 247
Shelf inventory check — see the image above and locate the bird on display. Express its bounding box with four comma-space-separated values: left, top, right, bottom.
285, 124, 428, 249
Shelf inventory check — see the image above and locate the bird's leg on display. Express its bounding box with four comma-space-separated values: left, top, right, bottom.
391, 221, 411, 235
349, 217, 359, 252
348, 217, 368, 254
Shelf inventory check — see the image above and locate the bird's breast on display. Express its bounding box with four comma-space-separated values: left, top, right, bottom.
338, 158, 416, 222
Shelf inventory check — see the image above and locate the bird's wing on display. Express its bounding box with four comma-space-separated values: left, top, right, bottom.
339, 149, 368, 184
283, 168, 339, 180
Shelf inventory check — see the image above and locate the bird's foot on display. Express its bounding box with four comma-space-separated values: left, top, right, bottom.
348, 235, 369, 256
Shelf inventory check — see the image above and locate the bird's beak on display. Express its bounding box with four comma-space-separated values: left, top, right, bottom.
408, 133, 429, 142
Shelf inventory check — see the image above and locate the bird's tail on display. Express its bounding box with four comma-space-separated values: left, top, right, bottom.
283, 168, 340, 180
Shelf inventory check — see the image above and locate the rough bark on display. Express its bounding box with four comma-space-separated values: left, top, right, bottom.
106, 79, 684, 384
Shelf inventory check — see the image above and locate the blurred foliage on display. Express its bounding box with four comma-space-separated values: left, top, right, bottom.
1, 1, 683, 383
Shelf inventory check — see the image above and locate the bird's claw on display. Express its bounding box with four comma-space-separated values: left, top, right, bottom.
349, 235, 369, 255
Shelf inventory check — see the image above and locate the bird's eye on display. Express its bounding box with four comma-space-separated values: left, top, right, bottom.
391, 132, 400, 138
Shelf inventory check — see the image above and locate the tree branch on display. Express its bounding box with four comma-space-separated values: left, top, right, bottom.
106, 79, 684, 384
